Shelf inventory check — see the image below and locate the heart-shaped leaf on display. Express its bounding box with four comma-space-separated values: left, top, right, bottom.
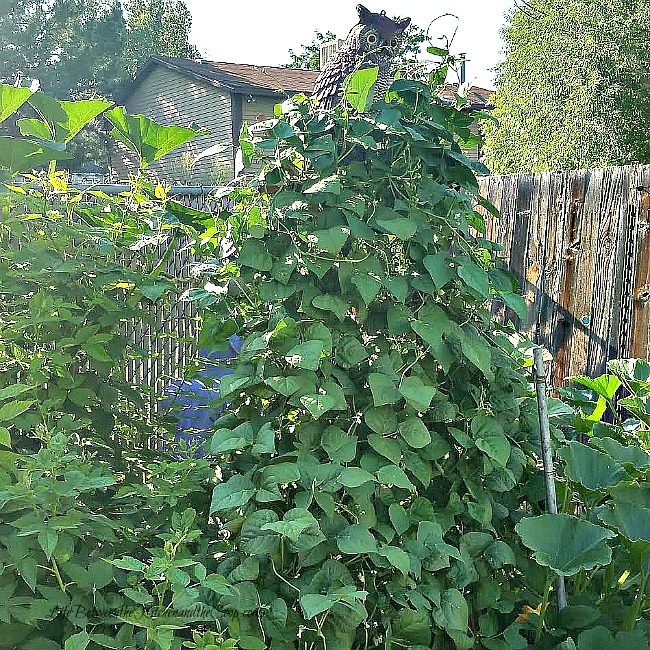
344, 67, 379, 112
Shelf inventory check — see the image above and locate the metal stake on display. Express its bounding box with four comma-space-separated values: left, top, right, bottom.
533, 347, 568, 611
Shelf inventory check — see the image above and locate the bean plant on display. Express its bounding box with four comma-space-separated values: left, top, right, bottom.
191, 66, 649, 649
0, 56, 648, 650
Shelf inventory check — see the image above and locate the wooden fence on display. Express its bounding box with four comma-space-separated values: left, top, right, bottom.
478, 164, 650, 386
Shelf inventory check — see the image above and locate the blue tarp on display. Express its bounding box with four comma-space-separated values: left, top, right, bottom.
162, 335, 243, 456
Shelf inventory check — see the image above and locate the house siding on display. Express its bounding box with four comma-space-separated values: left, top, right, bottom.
111, 60, 491, 182
242, 95, 278, 125
464, 120, 482, 163
236, 95, 279, 178
111, 66, 234, 184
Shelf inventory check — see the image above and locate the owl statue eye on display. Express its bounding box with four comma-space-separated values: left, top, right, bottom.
312, 6, 412, 110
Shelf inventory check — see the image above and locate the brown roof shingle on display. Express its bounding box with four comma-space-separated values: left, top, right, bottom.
139, 56, 319, 97
210, 61, 319, 95
438, 84, 494, 109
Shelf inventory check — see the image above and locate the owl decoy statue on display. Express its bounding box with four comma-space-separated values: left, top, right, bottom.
313, 4, 411, 110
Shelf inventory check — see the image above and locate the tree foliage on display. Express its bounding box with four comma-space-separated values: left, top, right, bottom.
123, 0, 200, 76
482, 0, 650, 173
285, 30, 338, 71
0, 0, 199, 99
284, 20, 429, 73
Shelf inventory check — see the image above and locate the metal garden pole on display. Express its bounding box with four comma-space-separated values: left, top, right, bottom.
533, 347, 568, 611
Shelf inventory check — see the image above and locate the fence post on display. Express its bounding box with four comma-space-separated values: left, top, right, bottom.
533, 347, 568, 611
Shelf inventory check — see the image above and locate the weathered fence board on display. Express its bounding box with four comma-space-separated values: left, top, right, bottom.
478, 164, 650, 385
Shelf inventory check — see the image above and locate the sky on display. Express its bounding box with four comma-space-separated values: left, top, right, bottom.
184, 1, 517, 90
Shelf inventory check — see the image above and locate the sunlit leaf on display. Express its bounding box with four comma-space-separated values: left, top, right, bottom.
30, 93, 113, 142
0, 136, 73, 173
568, 374, 622, 401
105, 106, 207, 168
344, 67, 379, 112
0, 84, 34, 123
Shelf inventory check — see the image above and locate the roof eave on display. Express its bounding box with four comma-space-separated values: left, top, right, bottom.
120, 56, 311, 103
151, 55, 240, 91
233, 86, 307, 98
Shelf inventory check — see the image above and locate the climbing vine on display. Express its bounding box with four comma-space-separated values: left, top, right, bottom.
196, 72, 544, 650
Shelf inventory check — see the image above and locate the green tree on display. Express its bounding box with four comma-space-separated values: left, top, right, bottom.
123, 0, 200, 75
284, 21, 429, 73
0, 0, 200, 99
285, 30, 337, 70
395, 19, 430, 71
482, 0, 650, 173
0, 0, 127, 99
0, 0, 47, 87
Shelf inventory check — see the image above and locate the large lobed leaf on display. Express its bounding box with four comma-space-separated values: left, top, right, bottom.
557, 440, 628, 491
0, 136, 73, 173
105, 106, 208, 168
27, 93, 113, 142
0, 83, 35, 124
516, 513, 615, 576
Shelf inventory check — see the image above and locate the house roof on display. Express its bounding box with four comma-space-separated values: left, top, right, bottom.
132, 55, 319, 98
127, 56, 494, 109
439, 84, 494, 110
207, 61, 320, 95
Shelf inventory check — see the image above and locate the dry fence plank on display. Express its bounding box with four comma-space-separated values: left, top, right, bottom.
630, 167, 650, 359
510, 174, 534, 328
567, 169, 606, 379
524, 171, 551, 338
586, 167, 627, 376
608, 169, 636, 361
536, 171, 569, 383
546, 171, 582, 384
